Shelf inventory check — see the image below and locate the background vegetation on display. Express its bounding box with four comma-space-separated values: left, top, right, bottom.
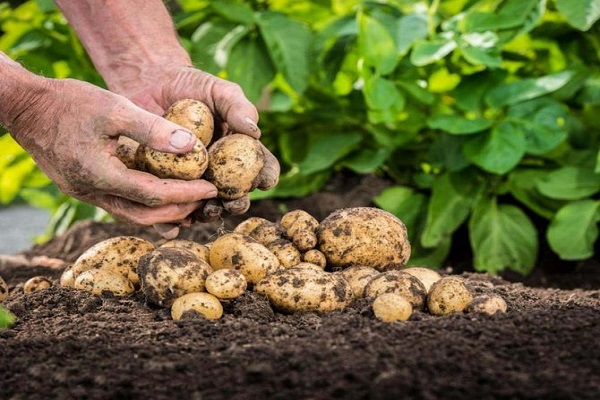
1, 0, 599, 276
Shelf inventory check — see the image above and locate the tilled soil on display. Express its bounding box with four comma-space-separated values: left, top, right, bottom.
1, 174, 599, 399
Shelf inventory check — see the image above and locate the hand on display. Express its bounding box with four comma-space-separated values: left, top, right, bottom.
5, 75, 218, 225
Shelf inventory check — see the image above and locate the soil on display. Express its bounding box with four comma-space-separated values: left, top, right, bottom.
1, 174, 599, 400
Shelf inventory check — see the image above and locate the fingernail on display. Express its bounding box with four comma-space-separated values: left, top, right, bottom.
244, 117, 259, 133
169, 129, 194, 149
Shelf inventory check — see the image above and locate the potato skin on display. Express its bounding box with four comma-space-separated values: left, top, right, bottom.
340, 266, 380, 298
364, 271, 427, 310
205, 134, 265, 200
427, 276, 473, 316
136, 141, 209, 180
74, 269, 135, 297
317, 207, 411, 271
205, 269, 247, 300
0, 275, 8, 302
255, 267, 353, 313
266, 239, 303, 268
280, 210, 319, 252
163, 99, 214, 146
402, 267, 442, 293
372, 293, 413, 322
302, 249, 327, 268
59, 265, 75, 288
171, 292, 223, 320
233, 217, 271, 236
160, 240, 210, 264
23, 276, 52, 293
466, 294, 507, 315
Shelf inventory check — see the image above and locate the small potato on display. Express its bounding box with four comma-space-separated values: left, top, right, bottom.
163, 99, 215, 146
317, 207, 411, 271
205, 134, 265, 200
71, 236, 155, 287
402, 267, 442, 293
280, 210, 319, 252
466, 294, 507, 315
139, 247, 214, 307
209, 233, 280, 284
0, 275, 8, 302
340, 266, 380, 298
136, 141, 209, 180
255, 267, 353, 313
427, 276, 473, 316
364, 271, 427, 310
171, 292, 223, 321
248, 221, 285, 247
233, 217, 271, 236
266, 239, 302, 268
372, 293, 413, 322
160, 240, 210, 263
116, 136, 140, 169
302, 249, 326, 268
23, 276, 52, 293
205, 269, 247, 300
59, 265, 75, 288
74, 269, 135, 297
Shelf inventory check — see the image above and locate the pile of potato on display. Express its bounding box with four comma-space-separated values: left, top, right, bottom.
50, 207, 507, 322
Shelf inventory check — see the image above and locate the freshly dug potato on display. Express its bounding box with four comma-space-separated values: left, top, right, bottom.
160, 240, 210, 263
71, 236, 155, 287
171, 292, 223, 321
466, 294, 507, 315
116, 136, 140, 169
248, 221, 285, 247
289, 262, 325, 271
204, 134, 265, 200
233, 217, 271, 236
372, 293, 413, 322
340, 266, 380, 298
205, 269, 247, 300
255, 267, 353, 313
302, 249, 326, 268
136, 141, 209, 180
402, 267, 442, 293
138, 247, 214, 307
209, 233, 280, 284
280, 210, 319, 252
23, 276, 52, 293
364, 271, 427, 310
59, 265, 75, 288
266, 239, 302, 268
317, 207, 411, 271
163, 99, 214, 146
0, 275, 8, 302
74, 269, 135, 297
427, 276, 473, 316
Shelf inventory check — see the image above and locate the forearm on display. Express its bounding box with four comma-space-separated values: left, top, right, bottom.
55, 0, 191, 94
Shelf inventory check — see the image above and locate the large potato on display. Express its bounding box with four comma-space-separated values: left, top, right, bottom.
317, 207, 411, 271
163, 99, 214, 146
255, 267, 353, 313
138, 247, 214, 307
0, 275, 8, 302
71, 236, 155, 287
160, 239, 210, 263
209, 233, 280, 284
74, 269, 135, 297
204, 134, 265, 200
364, 271, 427, 310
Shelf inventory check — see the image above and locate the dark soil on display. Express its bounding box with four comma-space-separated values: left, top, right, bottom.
1, 174, 600, 400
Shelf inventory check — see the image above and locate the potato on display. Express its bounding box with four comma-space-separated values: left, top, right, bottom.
74, 269, 135, 297
266, 239, 302, 268
209, 233, 280, 284
163, 99, 214, 146
466, 294, 507, 315
302, 249, 327, 268
23, 276, 52, 293
340, 266, 380, 298
255, 267, 353, 313
372, 293, 413, 322
116, 136, 140, 169
248, 221, 285, 247
205, 134, 265, 200
289, 262, 324, 271
317, 207, 411, 271
402, 267, 442, 293
136, 141, 209, 180
364, 271, 427, 310
160, 239, 210, 263
138, 247, 214, 307
171, 292, 223, 321
427, 276, 473, 316
0, 275, 8, 302
280, 210, 319, 252
233, 217, 271, 236
205, 269, 247, 300
71, 236, 154, 287
59, 265, 75, 288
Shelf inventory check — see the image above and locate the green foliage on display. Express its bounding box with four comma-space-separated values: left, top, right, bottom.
0, 305, 16, 329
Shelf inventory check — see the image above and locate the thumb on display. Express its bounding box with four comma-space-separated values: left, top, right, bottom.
125, 109, 197, 154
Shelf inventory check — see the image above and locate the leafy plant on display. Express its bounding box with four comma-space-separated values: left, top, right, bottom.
0, 305, 16, 329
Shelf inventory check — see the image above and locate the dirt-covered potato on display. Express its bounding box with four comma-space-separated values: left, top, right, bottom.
364, 271, 427, 310
59, 265, 75, 288
205, 269, 247, 300
136, 141, 209, 180
160, 240, 210, 263
163, 99, 214, 146
340, 266, 380, 298
233, 217, 271, 236
204, 134, 265, 200
138, 247, 214, 307
23, 276, 52, 293
116, 136, 140, 169
71, 236, 154, 287
289, 262, 325, 271
280, 210, 319, 252
248, 221, 285, 247
266, 239, 302, 268
402, 267, 442, 293
302, 249, 326, 268
255, 267, 353, 313
74, 269, 135, 297
372, 293, 413, 322
209, 233, 280, 284
317, 207, 411, 271
466, 294, 507, 315
0, 275, 8, 302
427, 276, 473, 316
171, 292, 223, 321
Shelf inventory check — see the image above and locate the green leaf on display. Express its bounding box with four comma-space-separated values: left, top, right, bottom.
341, 147, 392, 174
358, 12, 398, 75
427, 114, 492, 135
485, 70, 575, 109
227, 37, 276, 102
578, 73, 600, 105
0, 305, 16, 329
421, 171, 481, 247
464, 122, 526, 174
465, 0, 539, 31
251, 170, 331, 199
297, 131, 363, 175
507, 169, 565, 219
547, 200, 600, 260
213, 24, 250, 68
429, 134, 472, 172
363, 75, 405, 111
395, 13, 429, 56
0, 157, 37, 204
190, 21, 238, 74
536, 166, 600, 200
453, 70, 507, 112
210, 0, 255, 24
410, 35, 457, 66
374, 186, 426, 232
555, 0, 600, 31
408, 237, 452, 268
257, 11, 312, 94
469, 197, 538, 275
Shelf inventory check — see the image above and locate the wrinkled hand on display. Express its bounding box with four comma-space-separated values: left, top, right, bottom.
6, 76, 219, 225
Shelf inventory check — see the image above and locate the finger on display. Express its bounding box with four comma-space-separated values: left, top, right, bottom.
212, 80, 261, 138
153, 223, 180, 240
256, 143, 280, 190
191, 199, 223, 223
223, 195, 251, 215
